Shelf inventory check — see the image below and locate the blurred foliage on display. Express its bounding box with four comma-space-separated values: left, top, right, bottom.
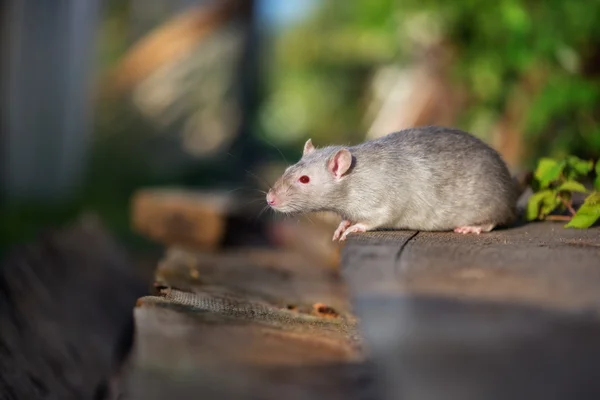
259, 0, 398, 149
259, 0, 600, 166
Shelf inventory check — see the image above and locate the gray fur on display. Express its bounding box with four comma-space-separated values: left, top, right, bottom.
268, 126, 518, 232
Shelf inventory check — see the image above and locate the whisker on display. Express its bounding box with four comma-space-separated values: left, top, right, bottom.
244, 198, 266, 206
245, 170, 271, 189
255, 205, 270, 221
222, 187, 248, 195
262, 137, 289, 164
304, 214, 316, 226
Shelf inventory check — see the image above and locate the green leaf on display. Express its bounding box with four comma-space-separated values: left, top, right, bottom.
566, 155, 594, 178
556, 180, 588, 193
540, 191, 561, 217
526, 189, 555, 221
565, 192, 600, 229
534, 158, 565, 188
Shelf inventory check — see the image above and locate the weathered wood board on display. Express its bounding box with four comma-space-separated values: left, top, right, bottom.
125, 245, 364, 399
341, 222, 600, 400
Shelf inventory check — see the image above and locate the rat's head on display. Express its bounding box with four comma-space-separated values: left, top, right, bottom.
266, 138, 353, 214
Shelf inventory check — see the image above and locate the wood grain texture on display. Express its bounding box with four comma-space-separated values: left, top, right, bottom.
156, 247, 350, 313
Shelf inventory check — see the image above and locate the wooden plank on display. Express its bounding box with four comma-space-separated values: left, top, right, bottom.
155, 247, 350, 313
131, 188, 271, 249
126, 296, 366, 400
126, 354, 374, 400
341, 222, 600, 400
125, 241, 365, 399
131, 189, 231, 249
343, 223, 600, 312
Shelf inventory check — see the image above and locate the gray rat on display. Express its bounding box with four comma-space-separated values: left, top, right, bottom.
266, 126, 522, 241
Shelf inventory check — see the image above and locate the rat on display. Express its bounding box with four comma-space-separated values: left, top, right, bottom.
266, 126, 525, 241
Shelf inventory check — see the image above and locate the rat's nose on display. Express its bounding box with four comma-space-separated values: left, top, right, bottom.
266, 190, 277, 206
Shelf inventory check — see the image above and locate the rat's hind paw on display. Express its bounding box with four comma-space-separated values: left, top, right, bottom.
339, 223, 368, 241
453, 224, 495, 235
332, 220, 352, 241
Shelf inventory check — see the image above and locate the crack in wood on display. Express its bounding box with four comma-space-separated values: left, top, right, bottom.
394, 231, 419, 277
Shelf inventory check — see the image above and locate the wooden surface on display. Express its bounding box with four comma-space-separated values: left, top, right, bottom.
131, 189, 234, 249
126, 221, 600, 399
342, 222, 600, 400
126, 245, 363, 399
342, 222, 600, 311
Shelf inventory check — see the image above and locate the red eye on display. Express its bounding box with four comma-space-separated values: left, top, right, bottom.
299, 175, 310, 184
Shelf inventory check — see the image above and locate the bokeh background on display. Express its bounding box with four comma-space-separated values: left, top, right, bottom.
1, 0, 599, 253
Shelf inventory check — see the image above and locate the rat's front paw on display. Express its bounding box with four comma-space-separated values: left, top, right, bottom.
332, 220, 352, 241
339, 223, 368, 241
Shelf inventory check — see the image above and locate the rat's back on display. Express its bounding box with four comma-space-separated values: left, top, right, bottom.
347, 126, 517, 231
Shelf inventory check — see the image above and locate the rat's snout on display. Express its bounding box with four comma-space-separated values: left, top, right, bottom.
266, 190, 277, 206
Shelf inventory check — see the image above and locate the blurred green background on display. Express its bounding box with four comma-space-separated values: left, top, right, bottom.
1, 0, 599, 252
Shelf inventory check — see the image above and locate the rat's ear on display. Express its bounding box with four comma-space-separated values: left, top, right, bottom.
303, 139, 315, 156
327, 149, 352, 180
